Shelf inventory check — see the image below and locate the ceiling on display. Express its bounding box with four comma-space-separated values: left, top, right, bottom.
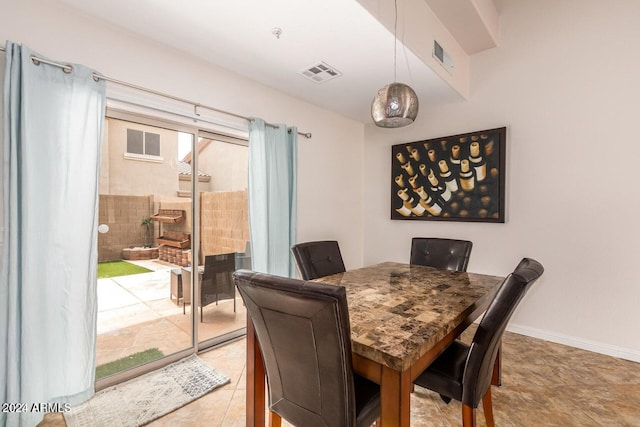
54, 0, 497, 124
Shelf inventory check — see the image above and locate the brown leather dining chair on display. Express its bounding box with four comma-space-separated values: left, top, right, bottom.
291, 240, 346, 280
233, 269, 381, 427
410, 237, 473, 272
413, 258, 544, 427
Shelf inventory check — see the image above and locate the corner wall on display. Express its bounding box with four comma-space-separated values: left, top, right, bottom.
363, 0, 640, 361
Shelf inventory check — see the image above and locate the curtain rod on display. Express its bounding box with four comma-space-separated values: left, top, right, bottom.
0, 45, 312, 139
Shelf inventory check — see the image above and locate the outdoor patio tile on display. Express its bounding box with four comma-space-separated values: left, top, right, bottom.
144, 298, 185, 317
96, 262, 246, 376
113, 271, 172, 302
97, 303, 159, 334
97, 278, 139, 311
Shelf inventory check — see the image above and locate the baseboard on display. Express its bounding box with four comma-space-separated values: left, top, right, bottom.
507, 323, 640, 363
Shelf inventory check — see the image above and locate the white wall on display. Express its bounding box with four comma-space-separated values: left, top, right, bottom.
0, 0, 365, 269
363, 0, 640, 361
358, 0, 470, 98
5, 0, 639, 362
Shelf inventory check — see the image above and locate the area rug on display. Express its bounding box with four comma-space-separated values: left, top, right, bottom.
64, 355, 230, 427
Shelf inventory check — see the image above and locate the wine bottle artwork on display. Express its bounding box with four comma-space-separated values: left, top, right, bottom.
469, 141, 487, 182
459, 159, 475, 192
390, 127, 506, 223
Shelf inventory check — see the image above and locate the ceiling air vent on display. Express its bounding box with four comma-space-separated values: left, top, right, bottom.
433, 40, 454, 73
300, 61, 342, 83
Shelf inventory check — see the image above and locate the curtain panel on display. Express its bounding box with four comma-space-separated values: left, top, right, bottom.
1, 42, 106, 426
247, 118, 297, 278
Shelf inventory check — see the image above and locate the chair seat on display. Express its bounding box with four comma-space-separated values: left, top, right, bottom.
354, 374, 381, 427
414, 340, 469, 403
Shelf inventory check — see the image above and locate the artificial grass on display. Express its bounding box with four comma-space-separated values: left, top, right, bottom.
95, 348, 164, 380
97, 260, 153, 279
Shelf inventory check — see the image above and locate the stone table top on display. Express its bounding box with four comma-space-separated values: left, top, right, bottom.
314, 262, 505, 371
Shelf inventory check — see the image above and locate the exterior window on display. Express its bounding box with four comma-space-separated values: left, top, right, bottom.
145, 132, 160, 156
127, 129, 160, 156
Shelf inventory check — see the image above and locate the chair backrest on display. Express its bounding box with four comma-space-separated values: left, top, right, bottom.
410, 237, 473, 272
291, 240, 346, 280
233, 270, 357, 426
201, 253, 236, 302
462, 258, 544, 407
202, 253, 235, 281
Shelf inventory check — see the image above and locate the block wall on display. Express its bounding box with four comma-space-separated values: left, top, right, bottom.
200, 190, 249, 258
98, 191, 248, 264
98, 195, 154, 262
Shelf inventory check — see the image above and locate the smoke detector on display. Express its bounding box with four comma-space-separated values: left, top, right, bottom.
300, 61, 342, 83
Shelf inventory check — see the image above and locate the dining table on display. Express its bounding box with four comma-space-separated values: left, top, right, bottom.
245, 261, 505, 427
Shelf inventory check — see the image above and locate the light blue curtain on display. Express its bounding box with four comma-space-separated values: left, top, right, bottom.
248, 118, 297, 277
1, 42, 106, 427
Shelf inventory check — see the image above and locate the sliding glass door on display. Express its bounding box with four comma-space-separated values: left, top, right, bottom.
95, 110, 247, 387
193, 131, 249, 348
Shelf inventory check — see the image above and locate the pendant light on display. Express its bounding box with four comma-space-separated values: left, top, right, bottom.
371, 0, 419, 128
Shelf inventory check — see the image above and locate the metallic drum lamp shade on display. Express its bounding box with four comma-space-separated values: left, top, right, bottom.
371, 0, 419, 128
371, 82, 419, 128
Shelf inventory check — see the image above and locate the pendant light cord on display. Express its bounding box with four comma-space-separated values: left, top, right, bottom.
394, 0, 398, 83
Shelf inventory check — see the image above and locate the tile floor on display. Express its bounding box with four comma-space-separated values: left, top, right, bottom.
37, 259, 640, 426
40, 325, 640, 426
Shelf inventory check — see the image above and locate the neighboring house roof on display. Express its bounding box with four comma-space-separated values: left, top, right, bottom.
177, 161, 210, 178
181, 138, 212, 164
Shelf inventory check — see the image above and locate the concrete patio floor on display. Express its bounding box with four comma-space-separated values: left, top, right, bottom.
96, 259, 246, 367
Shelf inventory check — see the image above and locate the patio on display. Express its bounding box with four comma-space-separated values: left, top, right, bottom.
96, 259, 246, 367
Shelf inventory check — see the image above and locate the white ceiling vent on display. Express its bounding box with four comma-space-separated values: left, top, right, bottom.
433, 40, 454, 73
300, 62, 342, 83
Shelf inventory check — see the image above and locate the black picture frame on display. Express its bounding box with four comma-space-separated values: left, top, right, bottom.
391, 127, 506, 223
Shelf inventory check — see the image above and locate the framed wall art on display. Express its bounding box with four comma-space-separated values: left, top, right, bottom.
391, 127, 506, 223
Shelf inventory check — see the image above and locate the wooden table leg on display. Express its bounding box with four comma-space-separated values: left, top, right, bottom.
246, 316, 266, 427
380, 366, 412, 427
268, 411, 282, 427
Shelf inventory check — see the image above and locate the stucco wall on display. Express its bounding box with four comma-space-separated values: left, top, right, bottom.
103, 118, 180, 197
198, 140, 248, 192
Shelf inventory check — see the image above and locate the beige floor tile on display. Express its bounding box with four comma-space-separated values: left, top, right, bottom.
40, 330, 640, 427
44, 267, 640, 426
